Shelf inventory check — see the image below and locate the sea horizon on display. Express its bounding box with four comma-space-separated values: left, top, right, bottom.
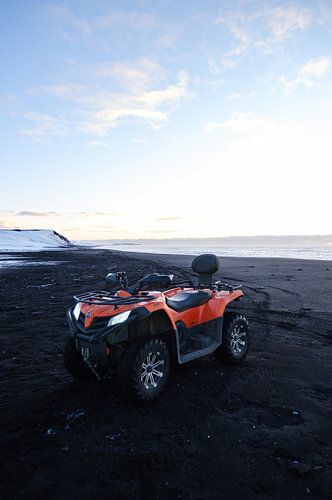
78, 235, 332, 261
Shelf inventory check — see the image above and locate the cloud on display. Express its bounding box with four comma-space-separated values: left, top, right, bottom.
154, 25, 183, 49
226, 91, 256, 102
16, 211, 59, 217
21, 113, 67, 140
99, 11, 157, 32
147, 229, 179, 233
47, 4, 90, 41
205, 111, 263, 133
78, 212, 121, 217
40, 84, 85, 98
156, 217, 182, 221
77, 71, 189, 135
133, 71, 188, 108
79, 108, 167, 135
278, 56, 331, 94
0, 92, 17, 110
193, 76, 226, 89
95, 58, 163, 90
266, 6, 311, 42
216, 5, 312, 67
25, 62, 189, 139
91, 212, 120, 217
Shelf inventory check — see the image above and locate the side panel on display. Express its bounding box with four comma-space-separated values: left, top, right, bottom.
199, 291, 243, 324
175, 316, 223, 364
164, 290, 243, 328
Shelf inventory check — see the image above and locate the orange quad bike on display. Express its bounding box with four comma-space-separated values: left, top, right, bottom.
65, 254, 251, 401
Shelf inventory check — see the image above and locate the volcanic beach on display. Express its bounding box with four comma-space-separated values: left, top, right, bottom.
0, 248, 331, 498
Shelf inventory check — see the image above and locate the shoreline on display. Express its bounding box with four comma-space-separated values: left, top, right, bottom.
1, 245, 332, 264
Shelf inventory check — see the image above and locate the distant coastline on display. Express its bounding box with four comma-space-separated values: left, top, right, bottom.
77, 235, 332, 261
77, 234, 332, 248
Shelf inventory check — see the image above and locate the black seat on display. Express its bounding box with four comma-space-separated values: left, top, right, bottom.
166, 291, 211, 313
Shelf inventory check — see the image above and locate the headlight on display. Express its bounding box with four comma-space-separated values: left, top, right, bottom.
73, 303, 81, 320
107, 310, 131, 327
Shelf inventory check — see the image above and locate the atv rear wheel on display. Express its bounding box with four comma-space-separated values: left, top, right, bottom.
215, 313, 251, 364
118, 337, 170, 402
64, 338, 97, 382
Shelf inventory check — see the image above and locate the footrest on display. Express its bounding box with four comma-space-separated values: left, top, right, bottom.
189, 333, 211, 349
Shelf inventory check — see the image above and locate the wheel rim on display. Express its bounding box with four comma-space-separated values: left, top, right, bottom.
141, 351, 165, 390
230, 324, 247, 353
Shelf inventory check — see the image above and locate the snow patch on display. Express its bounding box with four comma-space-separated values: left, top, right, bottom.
0, 229, 72, 251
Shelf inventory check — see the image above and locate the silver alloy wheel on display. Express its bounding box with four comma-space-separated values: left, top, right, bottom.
141, 351, 165, 389
230, 324, 247, 353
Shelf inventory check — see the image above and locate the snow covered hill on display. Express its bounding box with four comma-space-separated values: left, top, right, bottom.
0, 229, 72, 251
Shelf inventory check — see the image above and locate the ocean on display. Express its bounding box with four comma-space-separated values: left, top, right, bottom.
83, 241, 332, 261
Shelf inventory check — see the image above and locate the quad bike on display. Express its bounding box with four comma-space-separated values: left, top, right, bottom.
65, 254, 251, 401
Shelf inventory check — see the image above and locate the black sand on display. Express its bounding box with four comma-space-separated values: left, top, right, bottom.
0, 249, 331, 499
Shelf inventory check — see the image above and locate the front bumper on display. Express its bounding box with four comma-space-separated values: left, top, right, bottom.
66, 306, 150, 366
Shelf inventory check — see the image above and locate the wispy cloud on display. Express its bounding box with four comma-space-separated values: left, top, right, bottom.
76, 70, 189, 135
156, 216, 182, 221
13, 210, 120, 218
92, 212, 119, 217
23, 59, 189, 139
0, 92, 17, 108
47, 4, 91, 41
257, 6, 311, 48
21, 112, 67, 140
193, 76, 226, 89
40, 84, 85, 98
78, 212, 121, 217
79, 108, 167, 135
204, 111, 284, 135
47, 5, 181, 53
226, 91, 256, 101
95, 58, 163, 90
277, 56, 331, 94
133, 71, 188, 107
99, 11, 157, 32
16, 211, 59, 217
148, 229, 179, 233
216, 5, 312, 67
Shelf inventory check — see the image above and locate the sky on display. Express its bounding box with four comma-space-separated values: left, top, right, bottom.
0, 0, 331, 240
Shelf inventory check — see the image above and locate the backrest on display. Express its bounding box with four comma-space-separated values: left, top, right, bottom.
191, 254, 219, 287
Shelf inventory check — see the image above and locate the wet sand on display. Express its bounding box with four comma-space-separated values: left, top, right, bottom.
0, 249, 331, 498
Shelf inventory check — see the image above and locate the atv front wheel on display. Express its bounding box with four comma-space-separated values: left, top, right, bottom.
215, 313, 251, 364
118, 337, 170, 402
64, 338, 97, 382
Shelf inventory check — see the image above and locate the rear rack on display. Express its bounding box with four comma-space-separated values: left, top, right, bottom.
74, 290, 155, 306
213, 282, 242, 292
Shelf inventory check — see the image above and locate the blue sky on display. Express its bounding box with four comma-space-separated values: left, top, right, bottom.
0, 0, 331, 239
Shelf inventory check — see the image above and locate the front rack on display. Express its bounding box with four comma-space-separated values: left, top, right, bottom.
74, 290, 155, 306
